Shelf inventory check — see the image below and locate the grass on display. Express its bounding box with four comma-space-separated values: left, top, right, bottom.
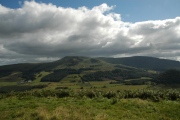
125, 77, 152, 81
0, 80, 148, 92
0, 81, 179, 120
0, 82, 18, 86
43, 80, 148, 91
55, 58, 115, 71
61, 74, 81, 83
0, 96, 179, 120
34, 71, 51, 83
0, 70, 179, 119
0, 72, 23, 82
88, 81, 148, 91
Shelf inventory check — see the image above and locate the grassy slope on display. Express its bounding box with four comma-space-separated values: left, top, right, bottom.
0, 72, 23, 82
54, 57, 115, 71
99, 56, 180, 71
0, 56, 158, 86
34, 71, 51, 83
0, 96, 179, 120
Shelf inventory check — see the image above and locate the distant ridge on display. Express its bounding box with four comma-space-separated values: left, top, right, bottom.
1, 56, 180, 75
98, 56, 180, 71
1, 56, 180, 83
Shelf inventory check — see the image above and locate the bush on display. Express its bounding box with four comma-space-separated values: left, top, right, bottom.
55, 87, 69, 90
56, 90, 71, 98
0, 89, 179, 101
85, 91, 96, 98
103, 91, 116, 99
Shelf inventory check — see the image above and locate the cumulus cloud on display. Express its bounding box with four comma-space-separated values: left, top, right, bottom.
0, 1, 180, 65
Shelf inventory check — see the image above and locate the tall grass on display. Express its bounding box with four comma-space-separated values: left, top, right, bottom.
0, 89, 179, 101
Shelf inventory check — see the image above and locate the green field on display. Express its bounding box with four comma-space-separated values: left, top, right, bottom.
0, 90, 180, 120
0, 78, 180, 120
0, 80, 148, 92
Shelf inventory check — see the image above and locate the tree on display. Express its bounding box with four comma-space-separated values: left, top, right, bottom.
156, 69, 180, 84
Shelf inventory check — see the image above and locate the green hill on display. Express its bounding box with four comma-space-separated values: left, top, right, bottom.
0, 56, 179, 120
99, 56, 180, 71
0, 56, 110, 81
1, 56, 180, 84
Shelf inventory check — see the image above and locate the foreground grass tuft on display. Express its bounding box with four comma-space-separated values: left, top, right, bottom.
0, 89, 179, 120
1, 89, 179, 101
0, 96, 179, 120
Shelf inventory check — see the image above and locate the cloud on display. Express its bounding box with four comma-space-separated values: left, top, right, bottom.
0, 1, 180, 65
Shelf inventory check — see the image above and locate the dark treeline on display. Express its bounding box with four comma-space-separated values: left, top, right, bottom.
81, 69, 152, 82
124, 79, 151, 85
0, 71, 12, 78
41, 68, 93, 82
21, 71, 36, 81
41, 69, 78, 82
154, 69, 180, 84
0, 70, 36, 81
0, 84, 47, 93
0, 64, 41, 81
109, 79, 151, 85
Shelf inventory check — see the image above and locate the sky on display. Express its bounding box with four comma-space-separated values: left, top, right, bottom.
0, 0, 180, 65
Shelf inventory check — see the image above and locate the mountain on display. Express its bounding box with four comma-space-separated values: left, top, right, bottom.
99, 56, 180, 71
0, 56, 109, 80
0, 56, 180, 83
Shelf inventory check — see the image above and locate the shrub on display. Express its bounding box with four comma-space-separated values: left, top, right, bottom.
56, 90, 70, 98
55, 87, 68, 90
0, 89, 179, 102
103, 91, 116, 99
85, 91, 96, 98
